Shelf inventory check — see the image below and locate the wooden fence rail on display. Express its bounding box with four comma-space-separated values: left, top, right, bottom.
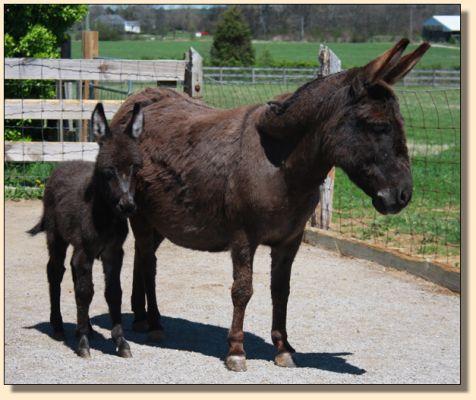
5, 99, 123, 120
5, 58, 187, 81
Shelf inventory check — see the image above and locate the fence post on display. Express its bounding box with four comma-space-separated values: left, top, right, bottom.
311, 45, 341, 230
81, 31, 98, 142
184, 47, 203, 98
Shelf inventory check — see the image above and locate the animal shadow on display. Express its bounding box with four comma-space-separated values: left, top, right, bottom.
26, 321, 117, 357
90, 313, 365, 375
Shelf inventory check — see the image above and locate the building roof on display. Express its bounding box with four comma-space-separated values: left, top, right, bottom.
423, 15, 460, 32
96, 14, 126, 25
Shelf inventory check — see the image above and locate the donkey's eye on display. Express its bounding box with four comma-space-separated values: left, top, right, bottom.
131, 164, 141, 176
372, 123, 390, 134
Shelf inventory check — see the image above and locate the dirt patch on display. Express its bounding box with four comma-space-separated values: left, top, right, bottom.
4, 200, 460, 384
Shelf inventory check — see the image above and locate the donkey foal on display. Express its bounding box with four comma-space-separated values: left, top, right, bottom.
28, 102, 144, 358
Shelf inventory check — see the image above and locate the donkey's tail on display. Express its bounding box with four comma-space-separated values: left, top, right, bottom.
27, 215, 45, 236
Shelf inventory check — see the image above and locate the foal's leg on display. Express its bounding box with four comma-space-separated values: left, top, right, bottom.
270, 233, 303, 368
101, 245, 132, 358
226, 234, 256, 372
46, 231, 68, 340
71, 248, 94, 358
130, 214, 164, 339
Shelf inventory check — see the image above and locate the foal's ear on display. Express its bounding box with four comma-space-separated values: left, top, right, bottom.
383, 42, 431, 85
360, 38, 410, 85
91, 103, 109, 142
130, 103, 144, 140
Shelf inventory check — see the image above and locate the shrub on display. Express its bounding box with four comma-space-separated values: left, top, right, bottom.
210, 6, 255, 67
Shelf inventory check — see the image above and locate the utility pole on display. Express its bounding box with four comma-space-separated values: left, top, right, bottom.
300, 16, 305, 41
409, 5, 413, 42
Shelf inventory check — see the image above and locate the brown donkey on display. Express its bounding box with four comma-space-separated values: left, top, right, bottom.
111, 39, 430, 371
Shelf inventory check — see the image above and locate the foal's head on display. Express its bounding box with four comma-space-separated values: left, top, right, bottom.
91, 102, 144, 217
330, 39, 430, 214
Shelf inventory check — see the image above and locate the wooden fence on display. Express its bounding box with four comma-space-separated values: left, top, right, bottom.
5, 48, 203, 162
5, 45, 339, 230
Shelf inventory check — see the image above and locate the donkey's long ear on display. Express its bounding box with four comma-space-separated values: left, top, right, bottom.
360, 38, 410, 84
91, 103, 109, 142
383, 42, 431, 85
130, 103, 144, 139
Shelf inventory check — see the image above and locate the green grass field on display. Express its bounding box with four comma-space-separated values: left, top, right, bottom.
71, 39, 460, 70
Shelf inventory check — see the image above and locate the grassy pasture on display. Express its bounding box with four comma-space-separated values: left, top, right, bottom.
71, 39, 460, 70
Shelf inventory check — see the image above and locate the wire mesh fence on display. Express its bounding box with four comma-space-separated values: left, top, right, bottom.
4, 63, 461, 269
201, 76, 461, 268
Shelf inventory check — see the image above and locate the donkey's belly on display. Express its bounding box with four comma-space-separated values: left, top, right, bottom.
156, 217, 231, 252
141, 191, 232, 252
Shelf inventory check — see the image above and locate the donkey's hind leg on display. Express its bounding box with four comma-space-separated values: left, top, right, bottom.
101, 245, 132, 358
130, 213, 164, 340
46, 231, 68, 341
71, 248, 94, 358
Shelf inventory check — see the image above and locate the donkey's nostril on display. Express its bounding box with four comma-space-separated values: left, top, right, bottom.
398, 189, 410, 205
117, 199, 136, 216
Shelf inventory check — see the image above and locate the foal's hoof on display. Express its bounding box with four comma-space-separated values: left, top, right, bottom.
118, 346, 133, 358
275, 352, 296, 368
77, 336, 91, 358
132, 320, 149, 333
225, 355, 247, 372
51, 330, 65, 341
116, 338, 133, 358
77, 345, 91, 358
147, 329, 165, 342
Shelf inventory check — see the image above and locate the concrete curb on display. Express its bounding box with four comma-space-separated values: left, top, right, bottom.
303, 227, 460, 293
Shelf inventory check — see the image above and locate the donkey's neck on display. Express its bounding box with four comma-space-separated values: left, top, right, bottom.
260, 71, 353, 189
258, 71, 351, 139
86, 171, 120, 232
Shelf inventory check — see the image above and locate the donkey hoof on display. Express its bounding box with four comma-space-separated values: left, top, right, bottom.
118, 347, 133, 358
51, 330, 65, 341
275, 352, 296, 368
77, 347, 91, 358
132, 320, 149, 333
147, 329, 165, 342
116, 339, 132, 358
225, 355, 247, 372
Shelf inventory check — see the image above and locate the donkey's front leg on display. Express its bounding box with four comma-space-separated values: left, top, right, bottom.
270, 233, 303, 368
71, 249, 94, 358
102, 245, 132, 358
130, 213, 164, 340
226, 234, 257, 372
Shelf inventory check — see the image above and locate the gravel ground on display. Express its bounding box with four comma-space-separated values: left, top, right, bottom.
5, 200, 460, 384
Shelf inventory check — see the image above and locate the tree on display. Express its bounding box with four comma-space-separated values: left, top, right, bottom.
5, 5, 88, 57
5, 5, 88, 141
210, 6, 255, 67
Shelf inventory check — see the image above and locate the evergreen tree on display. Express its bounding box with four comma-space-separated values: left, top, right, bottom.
210, 6, 255, 67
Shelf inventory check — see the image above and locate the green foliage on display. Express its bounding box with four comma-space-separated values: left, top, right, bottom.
5, 4, 88, 55
5, 5, 87, 142
210, 7, 255, 67
15, 25, 58, 58
92, 21, 123, 41
256, 48, 274, 67
5, 162, 57, 199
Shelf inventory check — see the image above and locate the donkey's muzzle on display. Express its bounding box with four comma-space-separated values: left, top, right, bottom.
117, 197, 137, 218
372, 187, 412, 215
